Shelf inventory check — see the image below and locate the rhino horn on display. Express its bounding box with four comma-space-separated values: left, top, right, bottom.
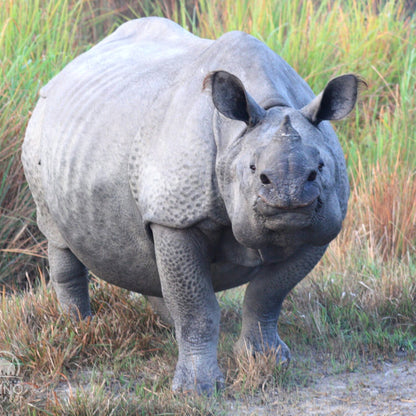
274, 115, 301, 141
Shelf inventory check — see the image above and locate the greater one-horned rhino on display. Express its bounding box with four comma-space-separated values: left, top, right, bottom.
22, 17, 361, 394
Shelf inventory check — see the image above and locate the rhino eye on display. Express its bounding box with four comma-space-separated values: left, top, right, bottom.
250, 164, 256, 173
318, 161, 324, 172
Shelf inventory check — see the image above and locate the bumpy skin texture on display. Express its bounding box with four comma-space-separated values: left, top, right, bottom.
22, 17, 360, 394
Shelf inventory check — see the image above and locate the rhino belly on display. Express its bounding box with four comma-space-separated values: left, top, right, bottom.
70, 215, 161, 296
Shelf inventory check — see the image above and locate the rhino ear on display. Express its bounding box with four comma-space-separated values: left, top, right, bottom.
301, 74, 364, 125
205, 71, 265, 127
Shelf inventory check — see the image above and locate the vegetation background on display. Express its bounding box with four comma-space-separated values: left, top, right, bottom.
0, 0, 415, 414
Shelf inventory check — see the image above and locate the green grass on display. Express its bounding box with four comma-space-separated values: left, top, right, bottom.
198, 0, 416, 167
0, 0, 415, 414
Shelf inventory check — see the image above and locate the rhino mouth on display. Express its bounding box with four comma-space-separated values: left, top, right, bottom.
256, 196, 322, 230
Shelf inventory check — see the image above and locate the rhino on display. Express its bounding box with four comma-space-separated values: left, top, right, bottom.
22, 17, 361, 394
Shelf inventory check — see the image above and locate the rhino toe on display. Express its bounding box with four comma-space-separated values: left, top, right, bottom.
172, 358, 224, 396
234, 334, 291, 367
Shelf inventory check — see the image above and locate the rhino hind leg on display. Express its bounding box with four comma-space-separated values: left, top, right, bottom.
48, 243, 91, 320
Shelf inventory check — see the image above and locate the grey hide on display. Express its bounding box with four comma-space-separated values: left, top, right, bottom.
22, 17, 361, 395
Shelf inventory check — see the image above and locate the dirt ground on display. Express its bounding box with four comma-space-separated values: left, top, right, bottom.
17, 358, 416, 415
233, 360, 416, 415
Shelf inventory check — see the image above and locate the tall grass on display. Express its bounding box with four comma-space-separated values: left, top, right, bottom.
192, 0, 416, 194
0, 0, 88, 285
2, 0, 413, 285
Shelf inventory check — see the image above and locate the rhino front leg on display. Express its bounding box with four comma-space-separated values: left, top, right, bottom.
151, 224, 223, 395
48, 243, 91, 319
236, 245, 327, 364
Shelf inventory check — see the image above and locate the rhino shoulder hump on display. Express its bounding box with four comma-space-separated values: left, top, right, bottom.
98, 17, 200, 47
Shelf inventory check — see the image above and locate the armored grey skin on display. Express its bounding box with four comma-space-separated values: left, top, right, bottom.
22, 17, 361, 394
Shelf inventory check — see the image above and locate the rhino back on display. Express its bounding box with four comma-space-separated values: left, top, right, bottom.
40, 19, 210, 229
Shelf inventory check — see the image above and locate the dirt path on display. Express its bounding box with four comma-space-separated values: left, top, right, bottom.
16, 350, 416, 415
233, 360, 416, 415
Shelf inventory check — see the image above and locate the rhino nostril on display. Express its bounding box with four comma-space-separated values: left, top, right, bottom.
307, 170, 317, 182
260, 173, 271, 185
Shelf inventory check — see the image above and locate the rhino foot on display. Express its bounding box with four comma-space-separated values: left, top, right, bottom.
172, 355, 224, 395
234, 334, 291, 366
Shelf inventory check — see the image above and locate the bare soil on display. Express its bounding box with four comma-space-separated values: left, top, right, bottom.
233, 360, 416, 415
14, 356, 416, 415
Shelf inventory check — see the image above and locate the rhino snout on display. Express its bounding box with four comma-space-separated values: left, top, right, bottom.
256, 173, 321, 213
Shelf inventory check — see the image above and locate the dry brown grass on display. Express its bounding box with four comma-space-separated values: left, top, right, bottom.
0, 275, 235, 414
231, 345, 283, 393
347, 155, 416, 261
0, 274, 169, 381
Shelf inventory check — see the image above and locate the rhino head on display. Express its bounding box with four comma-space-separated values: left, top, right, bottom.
207, 71, 360, 254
